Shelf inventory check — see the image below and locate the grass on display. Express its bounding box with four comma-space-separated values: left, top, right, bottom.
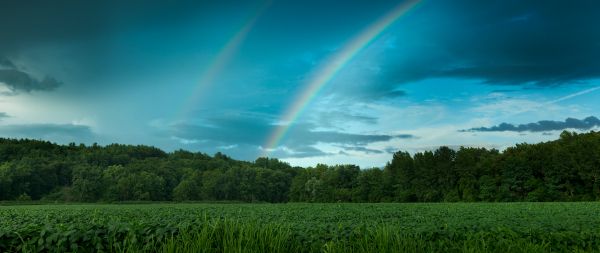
160, 219, 298, 253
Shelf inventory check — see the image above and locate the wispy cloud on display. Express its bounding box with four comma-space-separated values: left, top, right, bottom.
268, 145, 336, 158
338, 145, 384, 154
545, 86, 600, 105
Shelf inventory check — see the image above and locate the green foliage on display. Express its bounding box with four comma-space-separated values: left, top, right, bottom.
72, 165, 103, 202
0, 138, 298, 203
1, 203, 600, 252
15, 193, 31, 201
1, 131, 600, 203
173, 178, 200, 201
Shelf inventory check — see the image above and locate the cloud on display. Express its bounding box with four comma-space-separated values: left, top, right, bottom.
338, 146, 384, 154
0, 58, 61, 93
0, 2, 226, 53
0, 70, 61, 92
380, 90, 407, 98
0, 112, 8, 120
0, 2, 266, 83
168, 110, 405, 147
384, 147, 398, 154
352, 89, 408, 102
170, 112, 271, 147
282, 125, 411, 147
0, 123, 96, 143
272, 131, 414, 158
464, 116, 600, 132
0, 58, 16, 68
314, 110, 378, 128
337, 150, 349, 156
380, 0, 600, 87
269, 145, 335, 158
395, 134, 415, 139
164, 109, 412, 159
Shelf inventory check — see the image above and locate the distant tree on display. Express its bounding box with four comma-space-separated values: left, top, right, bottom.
288, 170, 310, 202
412, 151, 439, 202
0, 162, 14, 200
386, 151, 414, 202
132, 172, 165, 200
356, 168, 384, 202
173, 178, 200, 201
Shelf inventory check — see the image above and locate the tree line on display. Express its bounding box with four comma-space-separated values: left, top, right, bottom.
0, 131, 599, 202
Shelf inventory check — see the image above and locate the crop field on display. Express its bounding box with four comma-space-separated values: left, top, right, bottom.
2, 203, 600, 252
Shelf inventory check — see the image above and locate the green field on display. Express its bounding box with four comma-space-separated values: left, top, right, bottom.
2, 203, 600, 252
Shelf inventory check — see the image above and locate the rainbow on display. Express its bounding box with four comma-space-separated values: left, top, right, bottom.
262, 0, 420, 156
178, 1, 270, 121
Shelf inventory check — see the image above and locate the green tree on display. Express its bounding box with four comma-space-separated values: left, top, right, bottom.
356, 168, 384, 202
173, 178, 200, 201
387, 151, 415, 202
71, 165, 103, 201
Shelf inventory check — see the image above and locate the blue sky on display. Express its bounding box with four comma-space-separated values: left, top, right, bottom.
1, 0, 600, 168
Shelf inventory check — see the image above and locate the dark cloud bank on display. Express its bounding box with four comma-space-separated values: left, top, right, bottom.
465, 116, 600, 133
378, 1, 600, 91
0, 58, 61, 93
0, 1, 227, 52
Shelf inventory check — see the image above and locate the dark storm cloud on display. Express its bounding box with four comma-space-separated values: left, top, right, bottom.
0, 123, 96, 142
465, 116, 600, 132
0, 58, 16, 69
0, 1, 263, 80
0, 70, 61, 92
0, 59, 61, 92
0, 1, 237, 53
382, 0, 600, 87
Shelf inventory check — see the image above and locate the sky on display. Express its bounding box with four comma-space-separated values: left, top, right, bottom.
1, 0, 600, 168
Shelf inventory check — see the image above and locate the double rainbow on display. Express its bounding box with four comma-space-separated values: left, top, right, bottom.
262, 0, 421, 156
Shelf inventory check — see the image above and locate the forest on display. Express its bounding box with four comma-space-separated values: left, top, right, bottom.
0, 131, 599, 203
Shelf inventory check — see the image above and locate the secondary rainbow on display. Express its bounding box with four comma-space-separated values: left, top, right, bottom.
178, 2, 270, 121
262, 0, 421, 156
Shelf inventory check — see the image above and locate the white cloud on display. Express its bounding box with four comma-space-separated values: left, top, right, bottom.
171, 136, 202, 145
